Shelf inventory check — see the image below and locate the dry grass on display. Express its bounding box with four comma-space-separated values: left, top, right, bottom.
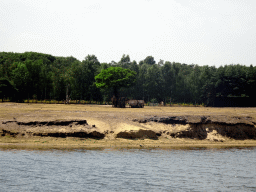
1, 103, 256, 119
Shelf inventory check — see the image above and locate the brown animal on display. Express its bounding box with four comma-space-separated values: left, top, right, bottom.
137, 100, 145, 108
128, 100, 145, 108
111, 95, 117, 107
111, 96, 128, 108
117, 97, 127, 108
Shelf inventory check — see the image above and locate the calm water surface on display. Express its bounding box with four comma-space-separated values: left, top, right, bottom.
0, 147, 255, 191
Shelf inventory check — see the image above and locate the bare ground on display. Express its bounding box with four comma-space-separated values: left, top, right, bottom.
1, 103, 256, 149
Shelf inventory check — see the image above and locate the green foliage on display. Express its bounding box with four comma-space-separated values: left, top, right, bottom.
0, 51, 255, 106
95, 67, 137, 90
150, 98, 158, 103
143, 56, 155, 65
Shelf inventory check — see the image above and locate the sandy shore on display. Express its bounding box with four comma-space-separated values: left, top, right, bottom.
1, 103, 256, 150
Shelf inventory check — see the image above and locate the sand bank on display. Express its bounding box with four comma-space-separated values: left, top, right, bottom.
1, 103, 256, 149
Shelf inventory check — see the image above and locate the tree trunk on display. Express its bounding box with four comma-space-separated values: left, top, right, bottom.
113, 87, 119, 107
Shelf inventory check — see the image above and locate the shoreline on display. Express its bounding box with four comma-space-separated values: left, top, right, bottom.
1, 103, 256, 150
1, 137, 256, 150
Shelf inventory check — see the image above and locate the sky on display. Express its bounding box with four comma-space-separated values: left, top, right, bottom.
1, 0, 256, 67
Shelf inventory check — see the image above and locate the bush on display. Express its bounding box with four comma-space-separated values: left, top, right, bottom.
150, 98, 158, 103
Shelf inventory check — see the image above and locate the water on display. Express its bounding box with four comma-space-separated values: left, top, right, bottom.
0, 148, 256, 192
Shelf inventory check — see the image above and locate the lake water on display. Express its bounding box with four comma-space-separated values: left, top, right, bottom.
0, 147, 256, 192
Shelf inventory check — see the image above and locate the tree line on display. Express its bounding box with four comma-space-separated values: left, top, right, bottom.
0, 52, 255, 105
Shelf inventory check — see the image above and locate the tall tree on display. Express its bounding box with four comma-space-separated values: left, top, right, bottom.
95, 67, 136, 107
11, 62, 29, 100
144, 64, 163, 102
143, 56, 156, 65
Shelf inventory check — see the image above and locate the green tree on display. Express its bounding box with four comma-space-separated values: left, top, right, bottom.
95, 67, 136, 107
161, 62, 175, 103
11, 62, 29, 100
82, 55, 101, 101
199, 66, 217, 105
143, 56, 156, 65
119, 54, 131, 66
25, 60, 43, 100
0, 77, 17, 101
144, 64, 163, 102
246, 65, 256, 97
187, 65, 201, 104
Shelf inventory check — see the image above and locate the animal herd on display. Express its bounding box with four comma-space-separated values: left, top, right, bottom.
111, 96, 145, 108
64, 95, 166, 108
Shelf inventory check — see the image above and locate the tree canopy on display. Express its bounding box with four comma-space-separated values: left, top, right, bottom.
1, 51, 255, 106
95, 67, 136, 95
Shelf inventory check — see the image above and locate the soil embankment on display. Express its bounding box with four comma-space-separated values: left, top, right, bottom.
1, 103, 256, 149
1, 115, 256, 141
1, 119, 104, 139
131, 115, 256, 141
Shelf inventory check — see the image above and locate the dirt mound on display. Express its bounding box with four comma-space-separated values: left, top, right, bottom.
0, 120, 104, 139
133, 115, 256, 125
134, 116, 256, 140
2, 120, 88, 126
116, 129, 160, 140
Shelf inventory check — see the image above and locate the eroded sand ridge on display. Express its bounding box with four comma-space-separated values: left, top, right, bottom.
1, 115, 256, 142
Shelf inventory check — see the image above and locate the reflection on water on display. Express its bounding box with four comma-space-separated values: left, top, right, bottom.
0, 147, 256, 191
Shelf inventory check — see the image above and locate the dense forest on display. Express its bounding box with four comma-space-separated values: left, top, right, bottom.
0, 52, 255, 106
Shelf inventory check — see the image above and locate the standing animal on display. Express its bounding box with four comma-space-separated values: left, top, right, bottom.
111, 95, 117, 107
111, 96, 129, 108
137, 100, 145, 108
128, 100, 145, 108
